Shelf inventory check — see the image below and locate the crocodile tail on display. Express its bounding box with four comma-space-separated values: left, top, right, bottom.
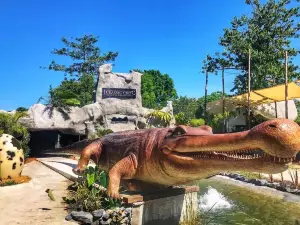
73, 140, 103, 174
43, 139, 94, 156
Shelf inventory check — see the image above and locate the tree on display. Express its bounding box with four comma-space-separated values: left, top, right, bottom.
173, 91, 226, 124
203, 0, 300, 94
138, 70, 178, 109
44, 34, 118, 79
16, 107, 28, 112
42, 35, 118, 108
197, 91, 227, 118
51, 73, 95, 107
173, 96, 201, 123
38, 85, 81, 109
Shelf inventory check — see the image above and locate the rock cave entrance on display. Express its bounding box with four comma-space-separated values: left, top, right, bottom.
28, 130, 86, 156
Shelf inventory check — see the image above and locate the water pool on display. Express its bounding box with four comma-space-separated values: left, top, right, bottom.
197, 176, 300, 225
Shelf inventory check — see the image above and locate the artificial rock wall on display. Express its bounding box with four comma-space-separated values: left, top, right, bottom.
19, 64, 174, 137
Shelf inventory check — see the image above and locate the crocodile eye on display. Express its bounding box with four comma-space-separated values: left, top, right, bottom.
171, 126, 187, 137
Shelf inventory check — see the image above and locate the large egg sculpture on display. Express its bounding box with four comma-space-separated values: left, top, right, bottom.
0, 134, 25, 180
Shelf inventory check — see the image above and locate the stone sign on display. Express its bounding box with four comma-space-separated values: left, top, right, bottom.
102, 88, 136, 99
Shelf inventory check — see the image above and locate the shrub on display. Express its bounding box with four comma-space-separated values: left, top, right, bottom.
97, 128, 113, 138
188, 118, 205, 127
147, 110, 172, 126
0, 180, 18, 187
63, 166, 121, 212
0, 112, 30, 158
175, 112, 189, 125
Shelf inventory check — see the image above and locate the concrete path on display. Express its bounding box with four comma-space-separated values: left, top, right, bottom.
37, 156, 95, 182
0, 160, 77, 225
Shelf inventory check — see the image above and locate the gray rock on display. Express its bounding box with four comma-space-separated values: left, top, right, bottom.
235, 175, 246, 181
276, 184, 287, 192
266, 182, 279, 189
71, 211, 93, 224
18, 64, 175, 136
288, 188, 299, 194
125, 208, 132, 216
121, 217, 129, 224
100, 218, 112, 225
259, 179, 268, 186
92, 209, 105, 220
102, 213, 110, 221
91, 220, 100, 225
247, 178, 267, 186
65, 213, 73, 221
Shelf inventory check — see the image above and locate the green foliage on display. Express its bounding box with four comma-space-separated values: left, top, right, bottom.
97, 128, 114, 138
206, 111, 233, 130
44, 34, 118, 79
54, 73, 95, 107
0, 112, 30, 158
16, 107, 28, 112
138, 69, 177, 109
203, 0, 300, 94
147, 110, 173, 125
175, 112, 189, 125
64, 166, 121, 212
173, 97, 202, 122
197, 91, 227, 118
173, 91, 225, 125
0, 180, 18, 187
41, 34, 118, 108
295, 100, 300, 123
38, 85, 81, 110
188, 118, 205, 127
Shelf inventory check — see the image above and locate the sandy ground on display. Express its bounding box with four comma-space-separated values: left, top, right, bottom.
0, 160, 77, 225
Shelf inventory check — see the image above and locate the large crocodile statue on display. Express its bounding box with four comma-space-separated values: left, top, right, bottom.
72, 118, 300, 199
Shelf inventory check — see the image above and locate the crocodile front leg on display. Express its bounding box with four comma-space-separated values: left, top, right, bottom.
107, 154, 138, 199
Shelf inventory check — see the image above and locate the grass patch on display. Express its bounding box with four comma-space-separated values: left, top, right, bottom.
0, 176, 31, 187
0, 180, 18, 187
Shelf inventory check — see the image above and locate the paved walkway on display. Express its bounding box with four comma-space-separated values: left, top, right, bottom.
0, 160, 77, 225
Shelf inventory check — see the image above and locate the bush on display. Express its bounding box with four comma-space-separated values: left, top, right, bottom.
175, 112, 189, 125
147, 110, 172, 126
0, 112, 30, 158
188, 118, 205, 127
97, 128, 113, 138
64, 166, 121, 212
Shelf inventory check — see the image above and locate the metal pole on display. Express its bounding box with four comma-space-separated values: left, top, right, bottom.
247, 48, 251, 129
222, 67, 226, 132
204, 70, 208, 125
285, 51, 289, 119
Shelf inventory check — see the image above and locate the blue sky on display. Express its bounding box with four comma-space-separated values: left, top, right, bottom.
0, 0, 299, 110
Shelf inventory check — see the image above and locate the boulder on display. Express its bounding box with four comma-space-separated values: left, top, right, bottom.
70, 211, 93, 224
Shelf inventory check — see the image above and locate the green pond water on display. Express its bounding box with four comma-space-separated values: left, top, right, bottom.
196, 177, 300, 225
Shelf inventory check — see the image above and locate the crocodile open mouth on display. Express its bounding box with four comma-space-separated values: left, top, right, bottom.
163, 148, 296, 163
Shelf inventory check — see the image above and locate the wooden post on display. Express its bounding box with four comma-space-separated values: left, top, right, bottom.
222, 66, 226, 132
204, 70, 208, 125
285, 51, 289, 119
247, 48, 251, 129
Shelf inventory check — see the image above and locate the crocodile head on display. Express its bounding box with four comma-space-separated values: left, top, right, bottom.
160, 119, 300, 179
